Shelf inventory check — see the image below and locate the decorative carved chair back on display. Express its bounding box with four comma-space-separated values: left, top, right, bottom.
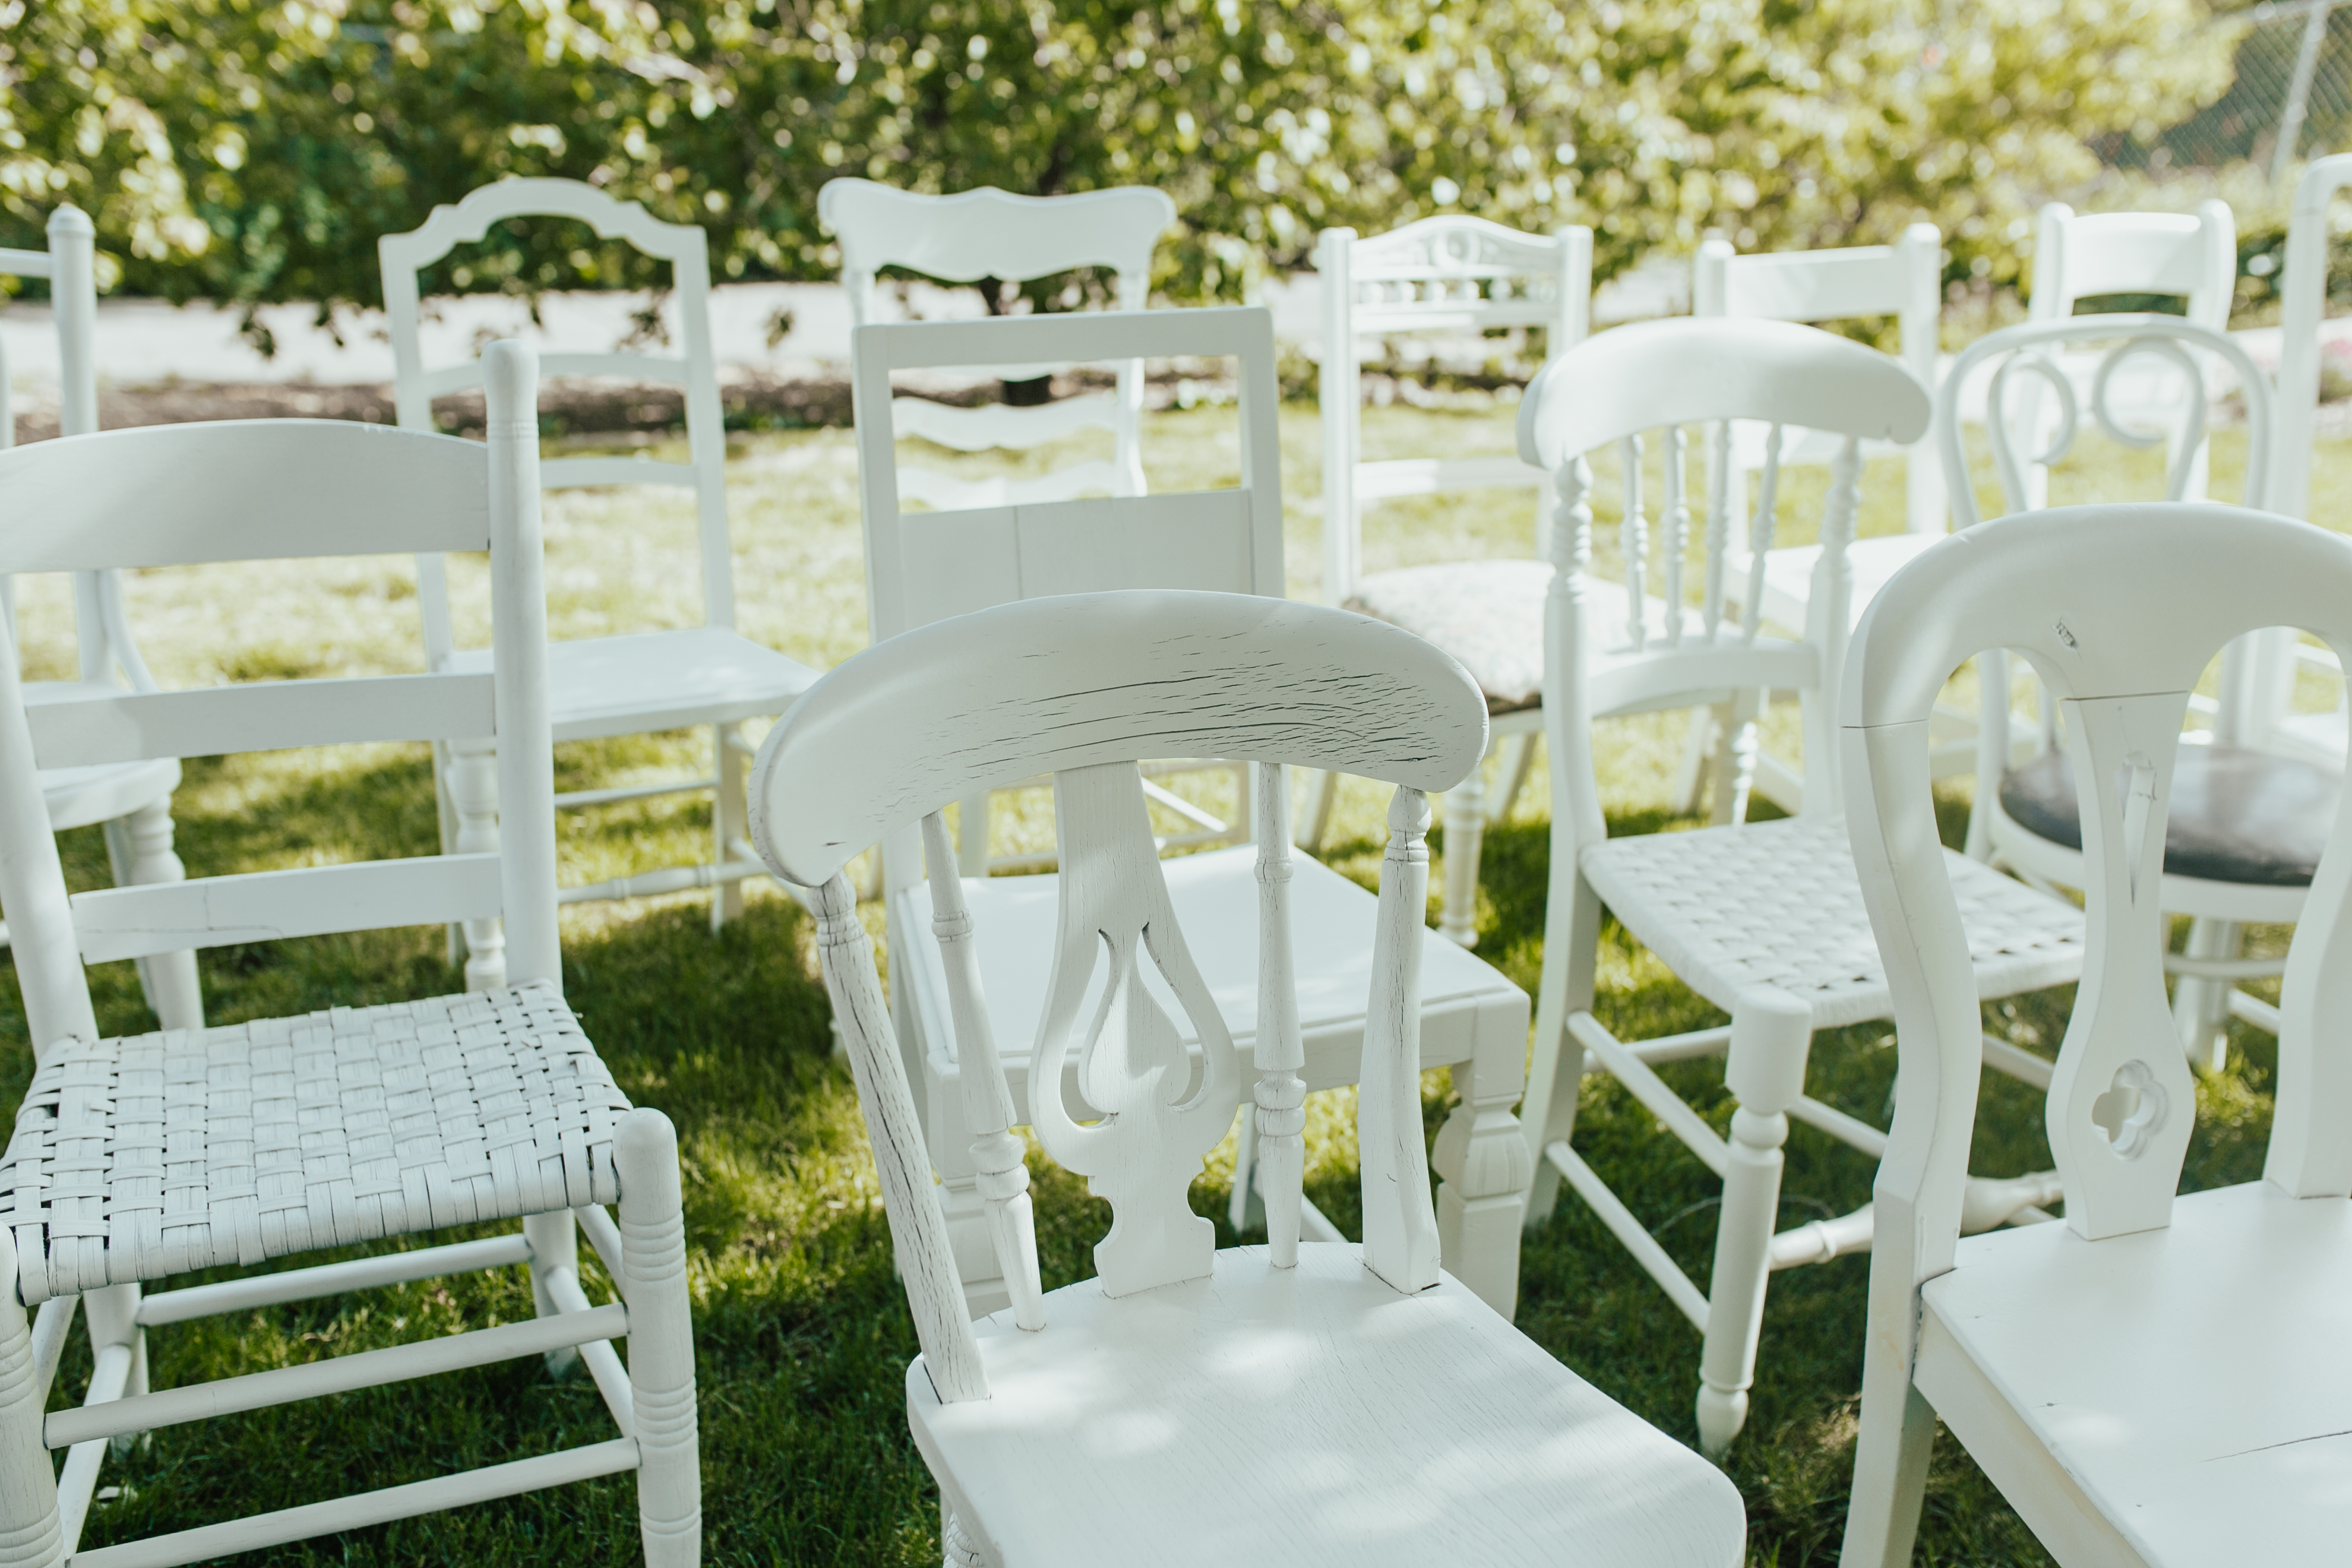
0, 346, 558, 1064
1516, 317, 1931, 837
820, 180, 1175, 510
750, 590, 1488, 1402
1316, 216, 1593, 605
1933, 314, 2279, 856
1693, 223, 1945, 535
1841, 502, 2352, 1267
380, 178, 731, 669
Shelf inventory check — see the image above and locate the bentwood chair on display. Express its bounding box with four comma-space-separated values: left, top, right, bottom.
752, 588, 1746, 1568
0, 345, 699, 1564
853, 307, 1534, 1319
1840, 502, 2352, 1568
821, 178, 1187, 877
381, 177, 819, 947
1304, 216, 1593, 946
0, 206, 201, 1031
1511, 319, 2086, 1456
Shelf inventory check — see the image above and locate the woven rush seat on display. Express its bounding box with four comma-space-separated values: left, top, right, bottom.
1582, 814, 2085, 1030
0, 980, 630, 1305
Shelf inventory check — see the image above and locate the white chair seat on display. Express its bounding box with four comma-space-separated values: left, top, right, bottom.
1723, 532, 1943, 633
1917, 1182, 2352, 1566
910, 1243, 1746, 1568
1582, 814, 2084, 1030
896, 844, 1528, 1112
0, 980, 631, 1303
22, 681, 182, 833
445, 627, 819, 743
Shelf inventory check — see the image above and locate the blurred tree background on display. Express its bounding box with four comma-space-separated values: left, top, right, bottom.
1, 0, 2240, 328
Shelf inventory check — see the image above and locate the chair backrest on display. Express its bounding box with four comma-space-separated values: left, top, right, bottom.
1316, 217, 1594, 604
820, 180, 1175, 508
1694, 223, 1945, 533
749, 589, 1487, 1401
1841, 502, 2352, 1276
0, 346, 555, 1065
379, 178, 730, 665
1517, 317, 1930, 837
2029, 201, 2237, 329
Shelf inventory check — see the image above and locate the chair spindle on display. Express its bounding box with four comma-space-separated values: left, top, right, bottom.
1620, 434, 1648, 652
1663, 425, 1689, 648
1741, 425, 1782, 647
1249, 764, 1307, 1267
1704, 421, 1733, 640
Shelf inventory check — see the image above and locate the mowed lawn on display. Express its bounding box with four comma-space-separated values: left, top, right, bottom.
0, 397, 2328, 1566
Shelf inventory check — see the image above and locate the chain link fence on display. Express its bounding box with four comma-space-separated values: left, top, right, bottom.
2113, 0, 2352, 177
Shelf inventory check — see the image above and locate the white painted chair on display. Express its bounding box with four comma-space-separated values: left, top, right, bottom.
1305, 216, 1593, 946
0, 346, 699, 1564
1839, 501, 2352, 1568
381, 176, 819, 943
853, 306, 1535, 1320
751, 588, 1747, 1568
0, 206, 201, 1032
822, 178, 1187, 878
1943, 314, 2311, 1067
1510, 319, 2087, 1458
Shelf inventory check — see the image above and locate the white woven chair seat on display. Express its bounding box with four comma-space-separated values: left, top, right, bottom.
1581, 814, 2085, 1030
0, 981, 630, 1305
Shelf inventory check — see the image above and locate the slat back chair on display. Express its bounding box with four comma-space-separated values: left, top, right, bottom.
821, 178, 1175, 512
1304, 217, 1593, 943
0, 346, 700, 1564
1839, 501, 2352, 1568
0, 206, 202, 1031
1942, 314, 2310, 1066
1511, 318, 2087, 1458
855, 307, 1537, 1322
749, 589, 1745, 1567
381, 176, 817, 942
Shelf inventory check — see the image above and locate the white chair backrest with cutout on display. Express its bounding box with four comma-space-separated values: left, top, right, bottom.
1317, 217, 1592, 606
821, 179, 1175, 511
1838, 501, 2352, 1566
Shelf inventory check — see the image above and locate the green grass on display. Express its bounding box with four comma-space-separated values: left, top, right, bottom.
1, 403, 2332, 1564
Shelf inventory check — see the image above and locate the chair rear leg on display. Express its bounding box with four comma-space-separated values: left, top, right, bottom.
1437, 743, 1493, 947
1300, 769, 1341, 853
525, 1210, 581, 1378
1669, 705, 1718, 815
445, 736, 507, 991
617, 1108, 700, 1567
711, 722, 747, 932
1490, 733, 1539, 825
2171, 916, 2240, 1071
112, 803, 202, 1032
83, 1282, 146, 1458
0, 1237, 62, 1566
1708, 691, 1761, 827
1521, 876, 1602, 1231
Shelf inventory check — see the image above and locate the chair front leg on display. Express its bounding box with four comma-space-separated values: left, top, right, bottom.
445, 735, 507, 991
617, 1109, 701, 1567
1437, 742, 1494, 947
0, 1239, 63, 1566
1431, 1000, 1532, 1316
1709, 690, 1762, 827
526, 1210, 581, 1378
108, 802, 202, 1032
1520, 872, 1602, 1231
2171, 916, 2241, 1071
83, 1281, 147, 1458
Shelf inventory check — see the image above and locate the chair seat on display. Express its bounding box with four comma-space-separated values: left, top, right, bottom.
1582, 814, 2084, 1030
909, 1243, 1746, 1568
23, 681, 183, 832
1724, 533, 1942, 633
1345, 559, 1649, 716
0, 981, 630, 1305
1917, 1183, 2352, 1566
446, 627, 820, 742
2000, 742, 2341, 889
896, 844, 1529, 1112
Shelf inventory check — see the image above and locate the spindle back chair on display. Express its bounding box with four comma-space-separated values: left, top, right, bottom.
0, 346, 700, 1564
1512, 317, 2085, 1457
1839, 501, 2352, 1568
751, 588, 1745, 1568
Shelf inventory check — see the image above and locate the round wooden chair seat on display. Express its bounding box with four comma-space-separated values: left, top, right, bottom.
1999, 742, 2341, 889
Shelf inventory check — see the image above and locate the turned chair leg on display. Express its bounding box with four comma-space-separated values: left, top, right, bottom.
444, 736, 507, 992
105, 804, 203, 1032
0, 1236, 63, 1566
617, 1108, 700, 1566
526, 1210, 582, 1379
1299, 768, 1341, 854
2171, 916, 2241, 1072
1437, 742, 1493, 947
1668, 705, 1718, 815
712, 722, 748, 931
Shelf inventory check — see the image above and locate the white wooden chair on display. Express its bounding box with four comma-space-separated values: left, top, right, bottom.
380, 176, 819, 946
0, 345, 699, 1564
1510, 318, 2087, 1458
1304, 216, 1594, 946
750, 587, 1747, 1568
0, 206, 201, 1032
853, 306, 1535, 1319
822, 178, 1186, 878
1839, 501, 2352, 1568
1942, 314, 2312, 1067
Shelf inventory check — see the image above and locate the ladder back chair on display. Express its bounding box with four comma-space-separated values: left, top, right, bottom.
0, 206, 201, 1032
1942, 314, 2316, 1068
854, 306, 1535, 1319
0, 346, 699, 1564
751, 588, 1747, 1568
1840, 502, 2352, 1568
1305, 216, 1594, 947
824, 178, 1183, 878
380, 176, 818, 945
1511, 318, 2087, 1457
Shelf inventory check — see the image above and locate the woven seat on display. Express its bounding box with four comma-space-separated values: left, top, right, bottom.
1, 982, 629, 1305
1583, 814, 2086, 1032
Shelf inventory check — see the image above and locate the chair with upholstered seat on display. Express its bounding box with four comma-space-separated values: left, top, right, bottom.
1839, 501, 2352, 1568
752, 587, 1747, 1568
0, 344, 700, 1564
